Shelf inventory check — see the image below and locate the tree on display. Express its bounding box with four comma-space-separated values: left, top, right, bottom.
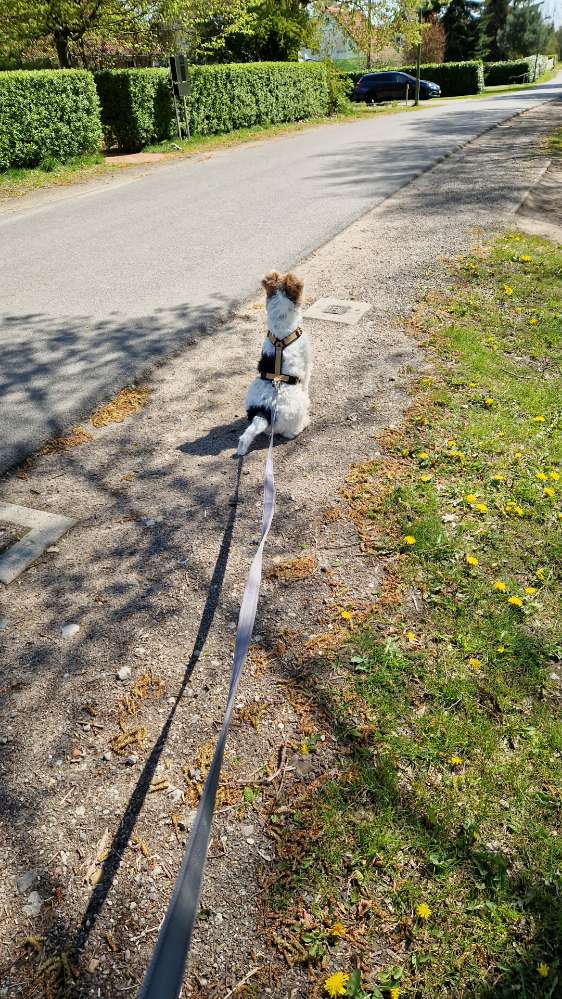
441, 0, 483, 60
0, 0, 154, 68
0, 0, 257, 68
481, 0, 509, 59
405, 13, 446, 61
497, 0, 551, 57
315, 0, 423, 69
214, 0, 313, 62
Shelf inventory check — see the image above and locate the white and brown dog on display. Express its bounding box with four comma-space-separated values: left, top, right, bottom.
237, 271, 312, 456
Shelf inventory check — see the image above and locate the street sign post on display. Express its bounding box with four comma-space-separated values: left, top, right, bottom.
169, 53, 191, 140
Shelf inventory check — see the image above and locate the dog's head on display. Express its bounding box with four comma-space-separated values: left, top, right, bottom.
262, 271, 304, 333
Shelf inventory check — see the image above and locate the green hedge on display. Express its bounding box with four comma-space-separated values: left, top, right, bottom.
346, 61, 484, 97
483, 56, 550, 85
94, 62, 331, 152
397, 61, 484, 96
93, 68, 173, 152
0, 69, 102, 170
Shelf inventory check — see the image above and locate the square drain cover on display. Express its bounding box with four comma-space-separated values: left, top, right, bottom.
304, 298, 372, 326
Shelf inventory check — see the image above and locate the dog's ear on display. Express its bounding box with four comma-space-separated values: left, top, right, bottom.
282, 272, 304, 305
262, 271, 281, 297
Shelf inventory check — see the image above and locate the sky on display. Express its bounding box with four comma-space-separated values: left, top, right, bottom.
542, 0, 562, 26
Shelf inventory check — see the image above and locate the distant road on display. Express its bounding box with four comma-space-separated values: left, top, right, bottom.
1, 74, 561, 474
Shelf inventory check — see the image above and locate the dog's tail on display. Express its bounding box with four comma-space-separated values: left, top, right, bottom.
237, 415, 269, 456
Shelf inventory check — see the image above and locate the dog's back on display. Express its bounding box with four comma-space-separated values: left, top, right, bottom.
237, 271, 312, 456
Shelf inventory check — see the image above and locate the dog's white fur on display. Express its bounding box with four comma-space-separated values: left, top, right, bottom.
237, 271, 312, 456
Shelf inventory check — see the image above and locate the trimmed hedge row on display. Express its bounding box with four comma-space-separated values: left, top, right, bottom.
346, 60, 484, 97
397, 60, 484, 96
94, 69, 172, 151
94, 62, 331, 152
484, 56, 550, 85
0, 69, 102, 170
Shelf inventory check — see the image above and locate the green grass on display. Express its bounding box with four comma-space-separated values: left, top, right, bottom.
0, 152, 107, 199
266, 234, 561, 998
546, 126, 562, 156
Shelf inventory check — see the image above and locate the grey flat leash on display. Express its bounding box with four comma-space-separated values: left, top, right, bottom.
139, 398, 278, 999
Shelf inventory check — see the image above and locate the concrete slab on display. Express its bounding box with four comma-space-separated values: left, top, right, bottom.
0, 502, 76, 585
304, 298, 372, 326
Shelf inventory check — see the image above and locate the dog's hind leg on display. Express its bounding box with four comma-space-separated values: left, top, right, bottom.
237, 415, 269, 456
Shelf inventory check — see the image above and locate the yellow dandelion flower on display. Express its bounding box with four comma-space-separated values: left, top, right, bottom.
406, 631, 415, 642
533, 415, 545, 423
416, 903, 432, 920
497, 645, 506, 653
503, 285, 513, 296
514, 450, 523, 459
403, 535, 416, 546
543, 487, 555, 498
536, 472, 548, 481
535, 567, 545, 580
468, 657, 482, 669
515, 506, 523, 517
549, 470, 560, 481
484, 397, 495, 407
389, 989, 401, 999
466, 554, 479, 566
519, 255, 531, 262
474, 503, 488, 513
494, 581, 507, 592
420, 473, 432, 482
341, 610, 352, 621
492, 474, 505, 483
465, 494, 477, 504
525, 586, 537, 595
324, 972, 349, 997
447, 439, 457, 447
537, 963, 549, 978
529, 318, 538, 326
508, 595, 523, 608
418, 451, 430, 460
450, 755, 463, 766
329, 922, 347, 938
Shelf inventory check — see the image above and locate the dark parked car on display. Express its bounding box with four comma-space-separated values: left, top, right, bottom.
353, 71, 441, 103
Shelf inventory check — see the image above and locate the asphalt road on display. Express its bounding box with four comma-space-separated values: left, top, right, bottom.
1, 75, 561, 474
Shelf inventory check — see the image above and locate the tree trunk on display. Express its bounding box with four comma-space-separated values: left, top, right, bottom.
54, 31, 72, 68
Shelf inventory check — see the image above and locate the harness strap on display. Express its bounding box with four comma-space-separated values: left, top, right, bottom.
262, 372, 299, 385
263, 327, 302, 384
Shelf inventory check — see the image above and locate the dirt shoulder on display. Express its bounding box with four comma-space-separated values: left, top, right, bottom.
0, 100, 560, 999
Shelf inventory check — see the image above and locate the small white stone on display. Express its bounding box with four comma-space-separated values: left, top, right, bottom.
75, 805, 85, 817
117, 666, 132, 681
61, 623, 80, 638
17, 871, 37, 895
23, 891, 42, 916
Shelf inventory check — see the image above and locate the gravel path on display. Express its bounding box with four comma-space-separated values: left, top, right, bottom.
0, 100, 561, 999
1, 76, 561, 476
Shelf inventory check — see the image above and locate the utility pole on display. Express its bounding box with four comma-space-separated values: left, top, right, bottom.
367, 0, 373, 70
415, 4, 422, 105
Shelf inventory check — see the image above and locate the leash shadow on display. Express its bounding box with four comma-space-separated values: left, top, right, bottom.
71, 459, 243, 958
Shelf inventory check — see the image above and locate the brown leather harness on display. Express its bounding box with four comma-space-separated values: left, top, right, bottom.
259, 328, 302, 385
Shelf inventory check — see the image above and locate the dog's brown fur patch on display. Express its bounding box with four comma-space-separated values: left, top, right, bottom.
262, 271, 282, 297
262, 270, 304, 303
282, 272, 304, 304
